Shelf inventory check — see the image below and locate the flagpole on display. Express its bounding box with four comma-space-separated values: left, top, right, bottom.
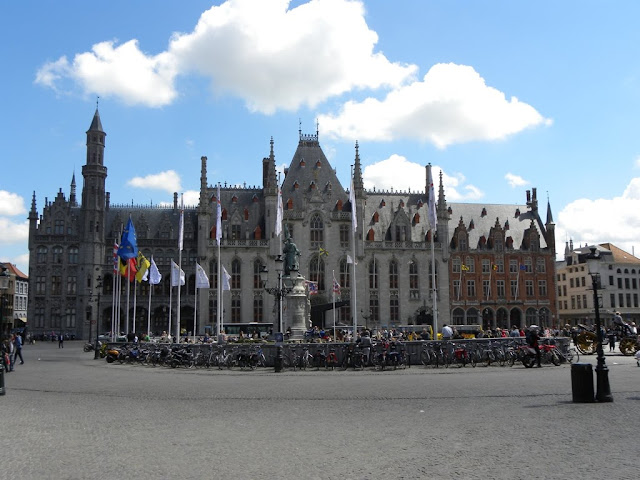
168, 278, 173, 342
133, 276, 137, 334
332, 270, 336, 342
350, 165, 358, 339
216, 183, 223, 341
177, 197, 184, 342
147, 275, 152, 338
193, 286, 198, 343
430, 234, 438, 338
126, 262, 131, 335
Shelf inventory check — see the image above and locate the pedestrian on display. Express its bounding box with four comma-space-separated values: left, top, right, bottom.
608, 328, 616, 352
1, 339, 11, 372
526, 327, 541, 367
58, 332, 64, 348
441, 324, 453, 339
14, 332, 24, 365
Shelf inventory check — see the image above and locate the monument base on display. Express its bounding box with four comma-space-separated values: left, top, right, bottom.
284, 274, 310, 340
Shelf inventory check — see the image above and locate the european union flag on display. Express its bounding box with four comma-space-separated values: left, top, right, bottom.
117, 218, 138, 260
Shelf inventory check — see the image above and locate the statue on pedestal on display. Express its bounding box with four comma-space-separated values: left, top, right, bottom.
283, 236, 300, 276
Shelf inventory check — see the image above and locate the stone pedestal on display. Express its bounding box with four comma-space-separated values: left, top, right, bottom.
284, 274, 310, 340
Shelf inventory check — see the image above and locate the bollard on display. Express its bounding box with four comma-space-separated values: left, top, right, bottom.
274, 346, 283, 373
571, 363, 594, 403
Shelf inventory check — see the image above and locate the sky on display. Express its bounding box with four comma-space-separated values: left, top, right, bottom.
2, 0, 640, 275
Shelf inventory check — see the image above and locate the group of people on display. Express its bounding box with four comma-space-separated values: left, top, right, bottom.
1, 332, 24, 373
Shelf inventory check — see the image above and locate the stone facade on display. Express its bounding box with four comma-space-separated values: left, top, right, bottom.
27, 109, 558, 339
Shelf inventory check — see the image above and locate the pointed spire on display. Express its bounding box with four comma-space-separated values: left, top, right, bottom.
88, 107, 104, 132
546, 193, 554, 224
352, 141, 364, 191
29, 191, 37, 217
70, 171, 77, 206
437, 169, 447, 213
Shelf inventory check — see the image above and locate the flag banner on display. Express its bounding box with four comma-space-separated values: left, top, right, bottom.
117, 217, 138, 260
196, 263, 210, 289
178, 207, 184, 251
519, 264, 527, 271
222, 265, 231, 291
216, 184, 222, 246
461, 264, 470, 271
119, 257, 137, 282
171, 260, 185, 287
332, 275, 341, 294
347, 254, 358, 265
349, 175, 357, 232
112, 242, 119, 274
306, 280, 318, 295
149, 256, 162, 285
492, 264, 498, 271
135, 252, 151, 283
275, 186, 283, 237
427, 164, 437, 233
319, 247, 329, 257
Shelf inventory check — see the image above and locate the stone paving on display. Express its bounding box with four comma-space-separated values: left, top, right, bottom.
1, 341, 638, 480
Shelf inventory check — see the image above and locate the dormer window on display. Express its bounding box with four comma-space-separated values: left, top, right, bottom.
336, 200, 343, 211
252, 194, 259, 203
244, 208, 249, 221
413, 213, 420, 225
299, 158, 306, 167
380, 199, 386, 208
481, 207, 487, 217
293, 181, 299, 190
515, 208, 520, 217
231, 195, 238, 203
315, 160, 322, 168
286, 198, 293, 210
399, 200, 405, 208
372, 212, 379, 223
310, 181, 316, 190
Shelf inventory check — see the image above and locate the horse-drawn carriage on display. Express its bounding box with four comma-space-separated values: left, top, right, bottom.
574, 322, 640, 355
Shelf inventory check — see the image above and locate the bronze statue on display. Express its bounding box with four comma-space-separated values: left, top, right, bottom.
283, 236, 300, 275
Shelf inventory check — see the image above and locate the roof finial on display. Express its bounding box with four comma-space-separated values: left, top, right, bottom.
96, 96, 99, 110
298, 118, 302, 140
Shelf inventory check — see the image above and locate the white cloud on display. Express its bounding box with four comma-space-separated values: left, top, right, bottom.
127, 170, 182, 194
0, 191, 27, 216
505, 173, 528, 188
0, 217, 29, 245
557, 177, 640, 258
182, 190, 200, 207
319, 63, 551, 147
35, 0, 416, 112
362, 155, 482, 201
634, 156, 640, 169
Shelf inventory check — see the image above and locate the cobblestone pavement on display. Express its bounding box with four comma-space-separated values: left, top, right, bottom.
1, 342, 638, 480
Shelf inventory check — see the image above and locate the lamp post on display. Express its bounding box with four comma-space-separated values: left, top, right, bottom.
586, 247, 613, 402
259, 255, 292, 372
1, 266, 10, 395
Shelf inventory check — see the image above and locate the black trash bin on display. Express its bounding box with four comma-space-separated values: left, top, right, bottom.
571, 363, 594, 403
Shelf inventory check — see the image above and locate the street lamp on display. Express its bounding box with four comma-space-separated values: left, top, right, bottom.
0, 266, 10, 395
361, 309, 371, 331
585, 246, 613, 402
259, 255, 293, 372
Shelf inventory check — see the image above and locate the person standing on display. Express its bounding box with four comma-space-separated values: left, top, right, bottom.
14, 333, 24, 365
607, 328, 616, 352
441, 324, 453, 340
58, 332, 64, 348
526, 327, 541, 367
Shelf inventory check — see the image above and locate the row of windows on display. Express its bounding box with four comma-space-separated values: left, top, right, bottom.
558, 293, 640, 310
559, 275, 640, 294
453, 279, 548, 300
31, 307, 76, 329
452, 257, 547, 274
37, 246, 79, 264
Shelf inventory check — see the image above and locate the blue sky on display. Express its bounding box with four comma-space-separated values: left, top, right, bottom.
3, 0, 640, 275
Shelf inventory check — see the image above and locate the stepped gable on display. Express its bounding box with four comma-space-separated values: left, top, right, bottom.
447, 202, 548, 249
280, 132, 348, 212
362, 190, 427, 242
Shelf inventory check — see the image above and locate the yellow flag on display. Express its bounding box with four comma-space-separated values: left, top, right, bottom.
136, 252, 151, 283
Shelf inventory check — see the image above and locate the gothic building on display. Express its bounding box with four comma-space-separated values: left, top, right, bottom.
27, 109, 558, 339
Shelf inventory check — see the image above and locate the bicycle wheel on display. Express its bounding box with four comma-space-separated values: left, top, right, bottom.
420, 350, 431, 366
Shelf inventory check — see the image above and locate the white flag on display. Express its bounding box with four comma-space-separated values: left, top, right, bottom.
171, 260, 185, 287
275, 186, 283, 237
347, 254, 358, 265
149, 256, 162, 285
216, 184, 222, 246
350, 174, 357, 232
427, 164, 437, 233
178, 207, 184, 251
195, 263, 210, 289
222, 265, 232, 291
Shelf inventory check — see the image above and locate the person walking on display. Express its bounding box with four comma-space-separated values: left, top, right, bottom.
58, 332, 64, 348
14, 333, 24, 365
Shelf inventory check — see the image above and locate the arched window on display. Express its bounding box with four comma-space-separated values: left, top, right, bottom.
231, 258, 241, 290
339, 258, 350, 288
68, 246, 79, 264
389, 260, 398, 289
369, 259, 378, 289
309, 255, 325, 291
310, 213, 323, 248
37, 246, 48, 263
409, 261, 419, 298
253, 259, 264, 289
52, 246, 63, 264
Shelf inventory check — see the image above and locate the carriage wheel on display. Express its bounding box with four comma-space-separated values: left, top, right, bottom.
618, 337, 638, 356
576, 331, 598, 355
